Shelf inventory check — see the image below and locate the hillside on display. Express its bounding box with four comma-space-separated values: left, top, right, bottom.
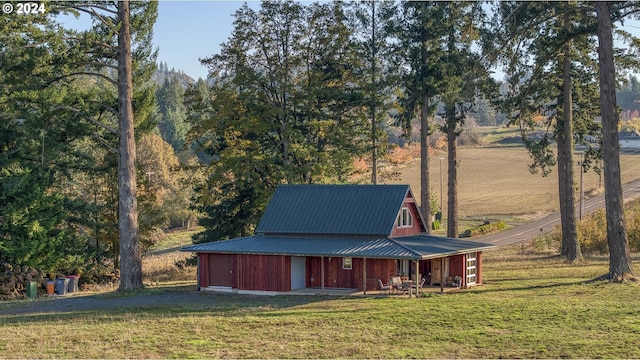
152, 67, 195, 88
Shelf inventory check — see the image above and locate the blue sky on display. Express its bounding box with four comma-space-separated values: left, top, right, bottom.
155, 1, 257, 80
59, 1, 256, 80
58, 1, 640, 82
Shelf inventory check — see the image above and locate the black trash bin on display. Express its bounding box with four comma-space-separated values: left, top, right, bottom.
54, 278, 69, 295
65, 276, 78, 293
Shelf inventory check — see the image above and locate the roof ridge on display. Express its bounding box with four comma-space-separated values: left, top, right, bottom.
387, 236, 423, 258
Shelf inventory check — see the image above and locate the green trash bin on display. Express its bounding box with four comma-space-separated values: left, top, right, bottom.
26, 281, 38, 299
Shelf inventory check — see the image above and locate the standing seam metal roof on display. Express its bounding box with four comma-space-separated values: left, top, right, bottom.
182, 234, 495, 260
255, 184, 410, 236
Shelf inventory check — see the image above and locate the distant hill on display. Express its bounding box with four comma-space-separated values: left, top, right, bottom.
152, 64, 195, 88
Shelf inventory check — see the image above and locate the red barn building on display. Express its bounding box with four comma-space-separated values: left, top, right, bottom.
182, 184, 494, 295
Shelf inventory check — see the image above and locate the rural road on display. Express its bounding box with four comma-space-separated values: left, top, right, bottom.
476, 177, 640, 246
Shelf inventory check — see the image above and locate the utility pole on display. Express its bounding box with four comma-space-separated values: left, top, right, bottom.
578, 154, 585, 219
439, 157, 444, 215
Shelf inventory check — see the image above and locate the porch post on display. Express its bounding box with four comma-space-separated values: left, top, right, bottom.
196, 254, 200, 291
440, 257, 444, 293
415, 260, 420, 297
477, 252, 483, 284
321, 256, 325, 293
363, 257, 367, 295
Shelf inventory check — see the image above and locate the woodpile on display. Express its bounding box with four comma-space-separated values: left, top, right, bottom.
0, 260, 45, 300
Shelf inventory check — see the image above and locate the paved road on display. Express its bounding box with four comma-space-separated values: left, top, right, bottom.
475, 178, 640, 246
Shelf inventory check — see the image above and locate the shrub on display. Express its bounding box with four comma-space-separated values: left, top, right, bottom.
432, 219, 441, 230
576, 208, 608, 254
545, 198, 640, 255
624, 200, 640, 252
529, 226, 561, 252
463, 220, 506, 237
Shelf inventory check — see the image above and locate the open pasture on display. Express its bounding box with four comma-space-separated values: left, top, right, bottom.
389, 146, 640, 219
1, 246, 639, 359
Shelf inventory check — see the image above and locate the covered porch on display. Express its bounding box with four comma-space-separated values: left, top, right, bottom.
184, 233, 495, 294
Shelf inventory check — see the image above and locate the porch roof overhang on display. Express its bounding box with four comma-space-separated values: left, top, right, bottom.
393, 234, 496, 259
181, 234, 496, 260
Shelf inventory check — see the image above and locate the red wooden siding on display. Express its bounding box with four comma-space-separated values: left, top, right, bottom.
391, 199, 425, 237
236, 254, 290, 292
199, 252, 484, 292
198, 253, 209, 288
448, 254, 465, 286
307, 257, 395, 291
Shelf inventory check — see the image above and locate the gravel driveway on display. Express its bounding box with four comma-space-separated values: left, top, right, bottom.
0, 286, 327, 316
0, 286, 218, 315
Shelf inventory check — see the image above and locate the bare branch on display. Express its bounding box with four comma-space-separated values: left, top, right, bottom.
87, 100, 118, 117
56, 105, 118, 135
92, 134, 118, 154
63, 36, 118, 51
73, 61, 118, 71
49, 71, 117, 86
69, 4, 118, 31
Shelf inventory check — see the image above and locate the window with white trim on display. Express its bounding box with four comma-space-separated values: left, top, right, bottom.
466, 252, 477, 285
397, 259, 409, 277
397, 207, 413, 228
343, 257, 352, 270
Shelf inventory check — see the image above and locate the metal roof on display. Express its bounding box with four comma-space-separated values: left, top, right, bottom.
182, 234, 496, 260
392, 235, 496, 259
619, 130, 640, 141
255, 184, 411, 236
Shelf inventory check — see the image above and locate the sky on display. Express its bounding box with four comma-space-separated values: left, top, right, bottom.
58, 1, 257, 80
58, 1, 640, 82
154, 1, 257, 80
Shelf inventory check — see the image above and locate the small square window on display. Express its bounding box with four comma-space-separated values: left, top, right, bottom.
343, 257, 352, 270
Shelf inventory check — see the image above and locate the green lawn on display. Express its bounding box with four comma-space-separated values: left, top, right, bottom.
2, 247, 639, 359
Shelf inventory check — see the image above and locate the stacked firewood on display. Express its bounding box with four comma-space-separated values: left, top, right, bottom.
0, 261, 45, 300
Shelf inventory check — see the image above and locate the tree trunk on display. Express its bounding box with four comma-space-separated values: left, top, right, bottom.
370, 1, 377, 185
420, 92, 432, 233
446, 104, 458, 238
558, 10, 582, 263
117, 0, 143, 291
596, 2, 633, 280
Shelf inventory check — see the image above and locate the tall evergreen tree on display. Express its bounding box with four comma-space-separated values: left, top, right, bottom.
392, 2, 490, 235
156, 78, 188, 153
347, 1, 396, 184
437, 2, 490, 238
596, 1, 633, 280
492, 1, 602, 262
0, 8, 94, 272
392, 2, 447, 232
189, 1, 369, 242
51, 0, 159, 290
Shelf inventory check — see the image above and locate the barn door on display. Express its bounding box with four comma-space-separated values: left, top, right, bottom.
291, 257, 306, 290
430, 258, 450, 285
208, 254, 233, 287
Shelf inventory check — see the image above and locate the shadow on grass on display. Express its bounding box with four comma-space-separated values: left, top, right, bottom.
471, 277, 611, 295
0, 285, 344, 323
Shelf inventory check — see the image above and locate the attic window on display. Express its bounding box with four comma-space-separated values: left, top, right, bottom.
397, 207, 413, 228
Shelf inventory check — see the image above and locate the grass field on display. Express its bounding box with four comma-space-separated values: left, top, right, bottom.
3, 128, 640, 358
2, 246, 639, 359
388, 144, 640, 220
